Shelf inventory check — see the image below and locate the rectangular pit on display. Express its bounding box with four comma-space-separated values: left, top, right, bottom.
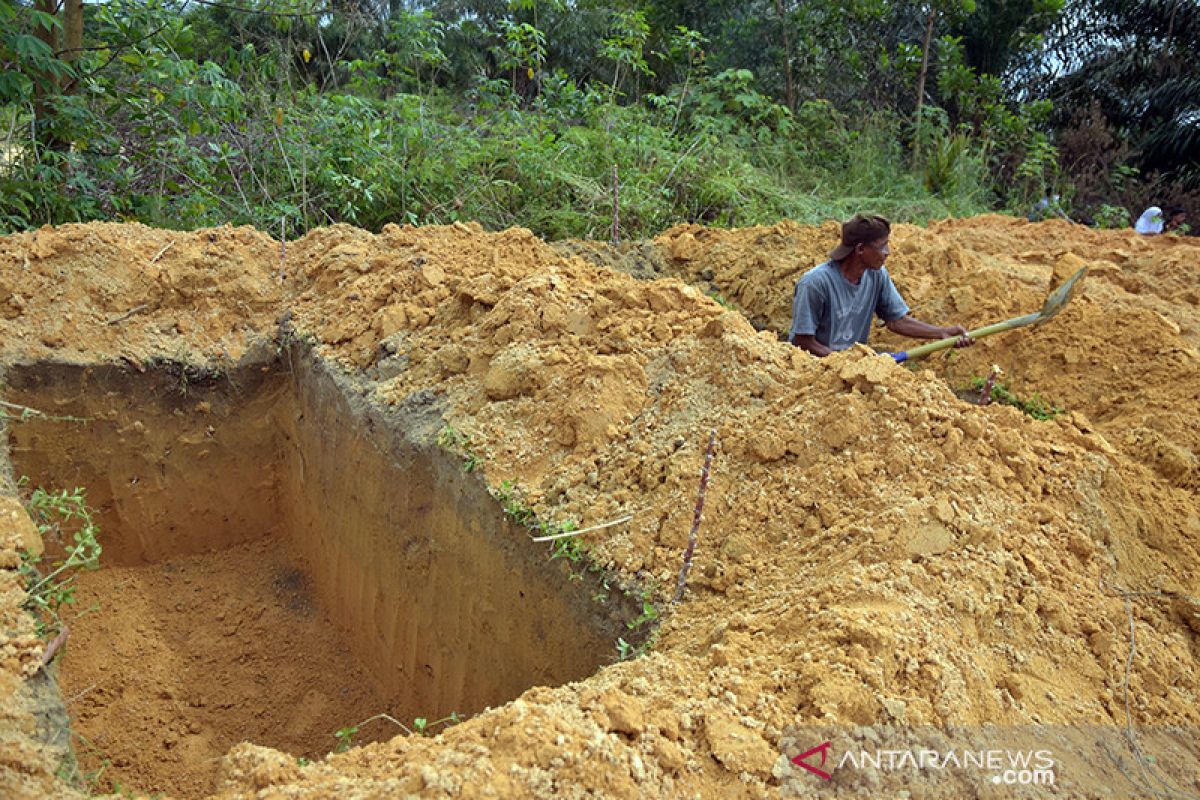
4, 344, 641, 797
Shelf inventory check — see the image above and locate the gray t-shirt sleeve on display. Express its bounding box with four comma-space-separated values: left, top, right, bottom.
790, 276, 824, 339
875, 268, 910, 322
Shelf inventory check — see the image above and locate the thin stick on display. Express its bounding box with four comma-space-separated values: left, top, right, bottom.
39, 624, 70, 669
530, 514, 635, 542
149, 240, 174, 263
611, 164, 619, 246
279, 217, 286, 283
673, 429, 717, 604
62, 683, 97, 706
1102, 579, 1195, 800
978, 364, 1001, 406
0, 399, 45, 418
105, 304, 148, 325
354, 712, 414, 736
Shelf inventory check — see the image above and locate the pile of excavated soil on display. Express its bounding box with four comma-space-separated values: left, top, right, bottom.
0, 223, 282, 363
655, 217, 1200, 491
2, 217, 1199, 798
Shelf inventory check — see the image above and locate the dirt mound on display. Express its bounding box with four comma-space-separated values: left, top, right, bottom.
2, 216, 1199, 798
0, 222, 281, 363
653, 216, 1200, 493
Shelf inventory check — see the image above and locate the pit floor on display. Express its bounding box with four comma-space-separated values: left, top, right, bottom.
59, 536, 395, 798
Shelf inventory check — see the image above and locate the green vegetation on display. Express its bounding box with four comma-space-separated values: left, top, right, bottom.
486, 478, 660, 644
56, 730, 114, 796
626, 589, 659, 630
412, 712, 462, 737
489, 478, 581, 542
18, 480, 102, 639
332, 711, 462, 752
3, 0, 1194, 239
489, 479, 539, 528
617, 629, 659, 661
616, 585, 660, 660
436, 424, 481, 473
332, 725, 357, 753
969, 376, 1063, 420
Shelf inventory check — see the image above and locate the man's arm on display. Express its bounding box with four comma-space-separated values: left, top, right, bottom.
790, 333, 833, 357
885, 316, 974, 347
789, 273, 830, 355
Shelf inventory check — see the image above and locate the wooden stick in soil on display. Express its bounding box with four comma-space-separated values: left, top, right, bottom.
978, 364, 1001, 406
673, 428, 717, 604
105, 304, 148, 325
279, 216, 287, 282
39, 623, 69, 670
529, 513, 635, 542
611, 164, 620, 246
148, 240, 174, 264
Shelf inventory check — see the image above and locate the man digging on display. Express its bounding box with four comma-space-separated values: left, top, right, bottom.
789, 213, 976, 357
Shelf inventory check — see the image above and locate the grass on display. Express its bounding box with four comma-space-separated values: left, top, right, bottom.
968, 377, 1064, 420
484, 476, 662, 659
436, 423, 482, 473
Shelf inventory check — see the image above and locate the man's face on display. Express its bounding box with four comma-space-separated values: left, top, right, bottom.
1168, 212, 1187, 229
858, 236, 890, 269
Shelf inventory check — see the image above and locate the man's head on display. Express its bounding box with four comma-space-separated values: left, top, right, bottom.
1165, 206, 1187, 230
830, 213, 891, 267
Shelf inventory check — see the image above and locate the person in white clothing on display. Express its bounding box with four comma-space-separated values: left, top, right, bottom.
1136, 206, 1188, 235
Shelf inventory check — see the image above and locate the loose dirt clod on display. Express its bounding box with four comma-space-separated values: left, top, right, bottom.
1, 217, 1199, 799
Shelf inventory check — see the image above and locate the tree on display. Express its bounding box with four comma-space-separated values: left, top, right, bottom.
1038, 0, 1200, 185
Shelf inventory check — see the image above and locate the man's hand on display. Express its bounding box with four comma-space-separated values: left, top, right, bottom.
940, 324, 975, 348
885, 315, 974, 346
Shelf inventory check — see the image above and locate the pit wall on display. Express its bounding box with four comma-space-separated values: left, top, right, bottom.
279, 348, 635, 715
5, 352, 289, 565
0, 367, 75, 800
5, 342, 639, 726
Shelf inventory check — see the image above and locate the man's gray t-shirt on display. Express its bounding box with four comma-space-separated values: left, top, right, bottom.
789, 261, 910, 351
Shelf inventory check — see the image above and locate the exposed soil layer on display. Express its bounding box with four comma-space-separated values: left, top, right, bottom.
1, 217, 1199, 799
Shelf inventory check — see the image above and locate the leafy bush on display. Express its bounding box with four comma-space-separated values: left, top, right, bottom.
18, 482, 102, 639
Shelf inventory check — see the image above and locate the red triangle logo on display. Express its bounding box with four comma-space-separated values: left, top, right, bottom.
792, 741, 833, 780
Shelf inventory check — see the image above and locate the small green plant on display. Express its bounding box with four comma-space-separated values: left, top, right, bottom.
490, 479, 596, 578
333, 725, 358, 753
56, 729, 112, 794
617, 629, 658, 661
296, 756, 312, 767
592, 576, 612, 604
706, 290, 737, 310
413, 712, 461, 737
616, 636, 636, 659
549, 530, 587, 564
626, 589, 659, 630
491, 480, 582, 540
490, 480, 536, 526
969, 377, 1063, 420
436, 424, 482, 472
19, 481, 103, 639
